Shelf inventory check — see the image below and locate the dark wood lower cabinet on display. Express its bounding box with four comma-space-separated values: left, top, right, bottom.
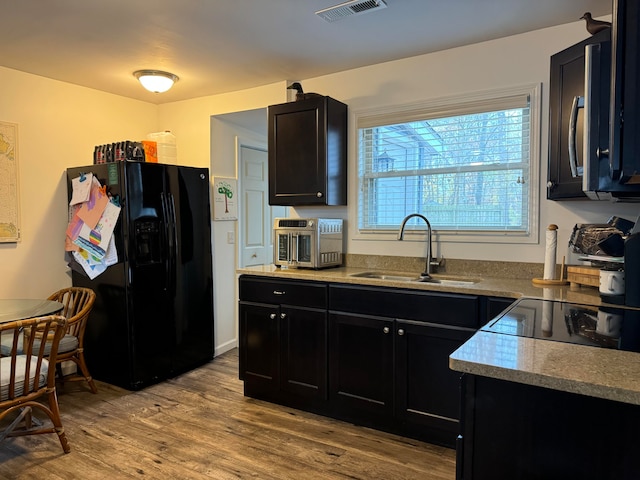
328, 284, 482, 447
328, 311, 475, 447
239, 302, 279, 391
239, 274, 512, 448
486, 296, 515, 320
239, 276, 328, 407
329, 312, 394, 419
279, 305, 327, 400
395, 319, 475, 445
458, 374, 640, 480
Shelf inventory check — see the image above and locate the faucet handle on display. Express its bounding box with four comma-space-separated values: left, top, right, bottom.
429, 255, 444, 271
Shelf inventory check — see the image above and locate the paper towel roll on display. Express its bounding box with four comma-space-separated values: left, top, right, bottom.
543, 225, 558, 280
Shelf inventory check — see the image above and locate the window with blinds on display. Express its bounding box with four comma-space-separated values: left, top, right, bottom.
357, 85, 539, 237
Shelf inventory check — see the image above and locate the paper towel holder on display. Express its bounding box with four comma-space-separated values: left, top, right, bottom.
532, 258, 569, 286
533, 224, 569, 286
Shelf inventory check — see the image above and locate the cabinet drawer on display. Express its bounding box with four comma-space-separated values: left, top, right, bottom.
329, 284, 479, 328
239, 275, 327, 308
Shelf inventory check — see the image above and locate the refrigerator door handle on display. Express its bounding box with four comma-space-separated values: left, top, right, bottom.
167, 192, 178, 297
160, 192, 175, 295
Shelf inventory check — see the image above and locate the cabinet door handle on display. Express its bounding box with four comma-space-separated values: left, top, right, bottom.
316, 191, 323, 198
383, 327, 390, 334
397, 329, 405, 336
270, 313, 277, 319
273, 290, 286, 295
280, 313, 287, 319
568, 95, 584, 178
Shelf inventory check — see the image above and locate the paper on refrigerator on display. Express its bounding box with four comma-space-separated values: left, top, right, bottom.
77, 177, 109, 229
72, 236, 118, 279
69, 173, 93, 206
73, 201, 121, 259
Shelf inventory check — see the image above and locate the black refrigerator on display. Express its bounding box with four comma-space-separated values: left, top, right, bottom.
66, 162, 214, 390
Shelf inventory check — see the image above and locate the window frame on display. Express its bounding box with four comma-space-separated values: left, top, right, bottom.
352, 83, 541, 245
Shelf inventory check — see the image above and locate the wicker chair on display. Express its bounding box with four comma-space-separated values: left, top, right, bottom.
44, 287, 98, 394
0, 314, 70, 453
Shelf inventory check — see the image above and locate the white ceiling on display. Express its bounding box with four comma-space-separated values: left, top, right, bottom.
1, 0, 611, 105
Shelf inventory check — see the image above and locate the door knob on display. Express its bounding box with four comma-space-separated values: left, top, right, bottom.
398, 329, 405, 336
270, 313, 277, 319
383, 327, 390, 334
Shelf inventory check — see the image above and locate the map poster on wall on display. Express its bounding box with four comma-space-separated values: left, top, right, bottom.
0, 121, 20, 243
212, 177, 237, 221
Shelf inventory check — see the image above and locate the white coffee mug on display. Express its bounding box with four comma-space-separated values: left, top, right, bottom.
599, 269, 625, 295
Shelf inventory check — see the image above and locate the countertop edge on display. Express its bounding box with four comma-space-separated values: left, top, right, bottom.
450, 331, 640, 406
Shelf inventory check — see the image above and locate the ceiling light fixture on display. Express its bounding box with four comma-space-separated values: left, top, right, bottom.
133, 70, 179, 93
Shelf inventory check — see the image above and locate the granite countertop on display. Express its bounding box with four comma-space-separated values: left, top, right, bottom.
236, 263, 602, 304
450, 328, 640, 406
238, 256, 639, 405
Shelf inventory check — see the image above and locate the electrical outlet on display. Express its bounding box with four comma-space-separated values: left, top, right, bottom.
227, 231, 235, 244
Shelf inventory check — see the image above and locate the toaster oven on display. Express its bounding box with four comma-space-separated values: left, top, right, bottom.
273, 218, 343, 269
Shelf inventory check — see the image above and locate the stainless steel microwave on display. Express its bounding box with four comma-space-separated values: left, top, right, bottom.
273, 218, 343, 269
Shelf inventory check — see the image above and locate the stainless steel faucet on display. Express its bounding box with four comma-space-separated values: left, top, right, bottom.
398, 213, 434, 279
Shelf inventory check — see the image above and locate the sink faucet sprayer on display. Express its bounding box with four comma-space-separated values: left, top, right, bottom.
397, 213, 441, 280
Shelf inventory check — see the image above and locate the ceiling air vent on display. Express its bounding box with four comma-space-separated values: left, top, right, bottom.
315, 0, 388, 23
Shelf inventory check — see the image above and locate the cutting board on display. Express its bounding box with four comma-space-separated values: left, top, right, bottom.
566, 265, 600, 288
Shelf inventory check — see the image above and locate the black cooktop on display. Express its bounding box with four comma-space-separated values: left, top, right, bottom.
482, 298, 640, 352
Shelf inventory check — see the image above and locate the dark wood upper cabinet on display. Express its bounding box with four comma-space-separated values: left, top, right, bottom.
610, 0, 640, 185
547, 28, 610, 200
268, 96, 347, 206
548, 3, 640, 200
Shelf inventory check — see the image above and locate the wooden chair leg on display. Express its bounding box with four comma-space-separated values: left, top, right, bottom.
74, 353, 98, 394
24, 407, 33, 429
0, 407, 32, 442
56, 363, 65, 388
47, 390, 71, 454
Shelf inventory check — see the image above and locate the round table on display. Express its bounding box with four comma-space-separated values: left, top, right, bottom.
0, 299, 64, 324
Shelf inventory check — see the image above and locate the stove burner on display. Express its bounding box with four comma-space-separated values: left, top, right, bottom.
482, 298, 640, 352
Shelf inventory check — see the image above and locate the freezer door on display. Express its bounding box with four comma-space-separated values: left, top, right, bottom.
125, 162, 174, 388
67, 163, 133, 389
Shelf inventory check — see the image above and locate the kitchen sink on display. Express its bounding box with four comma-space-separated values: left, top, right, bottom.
349, 271, 480, 285
421, 276, 481, 286
349, 272, 421, 282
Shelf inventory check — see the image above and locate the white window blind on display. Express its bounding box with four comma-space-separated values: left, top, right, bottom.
357, 86, 537, 236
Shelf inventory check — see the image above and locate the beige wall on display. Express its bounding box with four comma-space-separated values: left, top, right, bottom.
2, 17, 637, 355
0, 66, 157, 298
292, 20, 639, 261
158, 18, 638, 354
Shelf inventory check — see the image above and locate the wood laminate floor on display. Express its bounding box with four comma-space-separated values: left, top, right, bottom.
0, 349, 456, 479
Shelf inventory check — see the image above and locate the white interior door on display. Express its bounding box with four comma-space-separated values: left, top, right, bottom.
239, 144, 286, 267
